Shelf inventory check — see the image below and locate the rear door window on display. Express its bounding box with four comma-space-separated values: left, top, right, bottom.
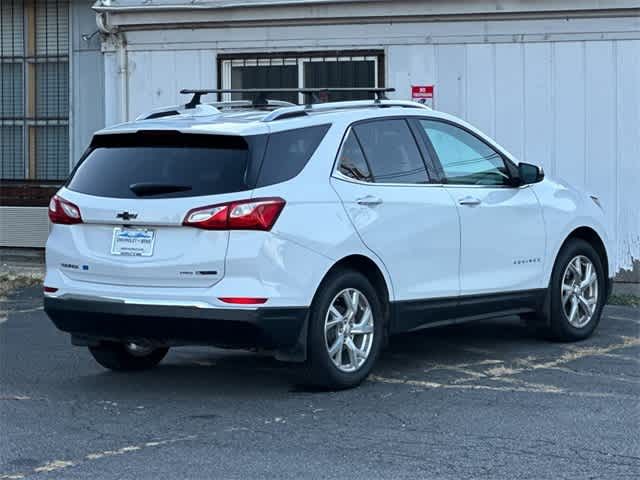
353, 119, 429, 184
66, 133, 250, 199
256, 124, 330, 187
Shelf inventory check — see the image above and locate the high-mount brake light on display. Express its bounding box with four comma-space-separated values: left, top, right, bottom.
48, 195, 83, 225
183, 197, 285, 231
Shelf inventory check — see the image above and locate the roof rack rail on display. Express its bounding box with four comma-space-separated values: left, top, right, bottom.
261, 99, 430, 122
179, 87, 395, 109
135, 99, 296, 121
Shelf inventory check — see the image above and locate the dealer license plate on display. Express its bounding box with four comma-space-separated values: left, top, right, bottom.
111, 227, 156, 257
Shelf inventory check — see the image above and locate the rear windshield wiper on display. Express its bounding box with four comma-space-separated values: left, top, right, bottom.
129, 182, 192, 196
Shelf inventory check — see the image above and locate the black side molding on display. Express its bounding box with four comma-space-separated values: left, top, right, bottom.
390, 289, 547, 333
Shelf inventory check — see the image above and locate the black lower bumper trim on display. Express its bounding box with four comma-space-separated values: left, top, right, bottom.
44, 297, 308, 349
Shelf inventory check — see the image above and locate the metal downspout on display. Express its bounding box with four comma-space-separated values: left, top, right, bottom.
96, 10, 128, 122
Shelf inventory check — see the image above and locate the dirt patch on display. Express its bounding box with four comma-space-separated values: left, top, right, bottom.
0, 270, 44, 297
608, 294, 640, 307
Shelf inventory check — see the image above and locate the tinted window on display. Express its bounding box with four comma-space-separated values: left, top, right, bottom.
337, 130, 372, 182
67, 134, 249, 199
420, 120, 511, 186
353, 120, 428, 184
256, 124, 330, 187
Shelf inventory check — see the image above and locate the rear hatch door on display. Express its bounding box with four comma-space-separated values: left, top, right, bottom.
58, 131, 261, 288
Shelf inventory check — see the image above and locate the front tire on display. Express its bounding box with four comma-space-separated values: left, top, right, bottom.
544, 238, 606, 341
89, 342, 169, 371
303, 269, 384, 390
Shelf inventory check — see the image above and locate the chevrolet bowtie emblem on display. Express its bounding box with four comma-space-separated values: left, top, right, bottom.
116, 211, 138, 221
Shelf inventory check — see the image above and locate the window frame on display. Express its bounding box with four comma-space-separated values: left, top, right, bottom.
412, 117, 519, 188
332, 116, 437, 186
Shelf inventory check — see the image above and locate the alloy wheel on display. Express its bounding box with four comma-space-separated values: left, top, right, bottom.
324, 288, 375, 373
561, 255, 598, 328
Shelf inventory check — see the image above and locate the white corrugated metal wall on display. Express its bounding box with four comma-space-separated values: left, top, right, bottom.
388, 40, 640, 275
101, 14, 639, 277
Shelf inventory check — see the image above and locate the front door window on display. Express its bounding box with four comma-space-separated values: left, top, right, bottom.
419, 120, 511, 186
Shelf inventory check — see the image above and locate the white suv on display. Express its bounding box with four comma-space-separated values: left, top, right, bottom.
44, 88, 612, 389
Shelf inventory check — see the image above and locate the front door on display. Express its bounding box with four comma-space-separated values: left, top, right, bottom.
416, 119, 546, 296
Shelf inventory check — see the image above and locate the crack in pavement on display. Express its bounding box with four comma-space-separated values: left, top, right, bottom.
0, 435, 197, 480
0, 395, 31, 401
370, 336, 640, 398
599, 352, 640, 362
0, 307, 44, 324
517, 361, 640, 384
608, 315, 640, 325
452, 336, 640, 382
368, 374, 604, 396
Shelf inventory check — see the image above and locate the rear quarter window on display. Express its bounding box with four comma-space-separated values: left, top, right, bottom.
255, 124, 330, 187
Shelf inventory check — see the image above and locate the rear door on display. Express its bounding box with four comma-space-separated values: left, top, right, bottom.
59, 132, 256, 288
416, 119, 546, 295
330, 118, 460, 301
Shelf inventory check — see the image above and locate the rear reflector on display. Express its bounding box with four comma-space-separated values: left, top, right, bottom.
49, 195, 83, 225
43, 286, 58, 293
218, 297, 268, 305
183, 197, 285, 231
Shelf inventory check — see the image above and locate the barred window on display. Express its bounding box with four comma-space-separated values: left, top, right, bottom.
1, 0, 69, 181
219, 51, 383, 105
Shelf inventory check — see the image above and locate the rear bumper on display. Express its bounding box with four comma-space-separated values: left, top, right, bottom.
44, 296, 308, 354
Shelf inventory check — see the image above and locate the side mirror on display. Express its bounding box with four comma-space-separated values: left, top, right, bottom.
518, 162, 544, 185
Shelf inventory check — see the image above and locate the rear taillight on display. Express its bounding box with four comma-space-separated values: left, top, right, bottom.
48, 195, 83, 225
43, 286, 58, 293
183, 197, 285, 231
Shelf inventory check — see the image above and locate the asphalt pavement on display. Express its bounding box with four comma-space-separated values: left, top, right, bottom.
1, 287, 639, 479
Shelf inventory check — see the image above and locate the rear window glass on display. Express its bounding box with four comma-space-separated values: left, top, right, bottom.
256, 124, 330, 187
66, 134, 250, 199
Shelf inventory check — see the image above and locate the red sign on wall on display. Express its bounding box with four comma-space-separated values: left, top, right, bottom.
411, 85, 435, 107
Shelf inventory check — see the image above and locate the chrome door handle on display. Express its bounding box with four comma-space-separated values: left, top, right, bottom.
356, 195, 383, 206
458, 196, 482, 206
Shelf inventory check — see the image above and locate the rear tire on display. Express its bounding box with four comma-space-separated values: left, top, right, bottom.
89, 342, 168, 371
540, 238, 606, 341
303, 268, 384, 390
